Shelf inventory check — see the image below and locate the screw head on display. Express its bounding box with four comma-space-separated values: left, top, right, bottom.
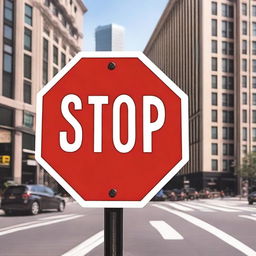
109, 189, 117, 198
108, 62, 116, 70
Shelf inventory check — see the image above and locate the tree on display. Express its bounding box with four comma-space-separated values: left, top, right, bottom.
237, 152, 256, 190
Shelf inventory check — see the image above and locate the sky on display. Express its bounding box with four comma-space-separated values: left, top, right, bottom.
82, 0, 169, 51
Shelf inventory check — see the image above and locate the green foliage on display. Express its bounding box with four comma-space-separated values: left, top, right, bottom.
237, 152, 256, 179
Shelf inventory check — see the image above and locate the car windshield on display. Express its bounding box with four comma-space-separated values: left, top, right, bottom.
4, 186, 26, 195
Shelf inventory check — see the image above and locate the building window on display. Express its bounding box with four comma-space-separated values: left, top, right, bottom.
24, 80, 31, 104
212, 40, 217, 53
4, 24, 13, 40
223, 110, 234, 123
253, 60, 256, 72
243, 127, 247, 141
222, 41, 233, 55
222, 4, 233, 17
212, 2, 217, 15
212, 143, 218, 155
253, 128, 256, 141
43, 38, 48, 85
212, 19, 217, 36
253, 42, 256, 55
25, 4, 33, 26
211, 127, 218, 139
53, 67, 58, 77
222, 93, 234, 107
61, 52, 66, 68
242, 3, 247, 16
242, 21, 247, 35
212, 110, 217, 122
253, 110, 256, 123
242, 59, 247, 72
253, 22, 256, 36
223, 127, 234, 140
44, 0, 50, 7
23, 112, 34, 128
222, 21, 233, 38
253, 77, 256, 88
242, 76, 247, 88
242, 92, 247, 105
242, 109, 247, 123
222, 76, 233, 90
242, 145, 247, 154
222, 59, 233, 73
253, 6, 256, 16
253, 93, 256, 105
53, 46, 58, 65
212, 93, 217, 106
212, 160, 218, 171
212, 75, 217, 88
253, 146, 256, 152
212, 57, 217, 71
242, 40, 247, 54
223, 144, 234, 156
4, 0, 14, 22
24, 54, 32, 79
24, 28, 32, 51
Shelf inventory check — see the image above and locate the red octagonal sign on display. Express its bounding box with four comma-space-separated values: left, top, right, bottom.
35, 52, 189, 208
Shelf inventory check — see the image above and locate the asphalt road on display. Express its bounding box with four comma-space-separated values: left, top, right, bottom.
0, 198, 255, 256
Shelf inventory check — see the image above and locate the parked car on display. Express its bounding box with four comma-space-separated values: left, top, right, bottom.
165, 190, 177, 201
248, 191, 256, 205
199, 189, 212, 199
172, 189, 186, 201
151, 189, 167, 201
1, 185, 65, 215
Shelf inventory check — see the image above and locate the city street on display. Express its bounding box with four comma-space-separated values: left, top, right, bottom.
0, 198, 255, 256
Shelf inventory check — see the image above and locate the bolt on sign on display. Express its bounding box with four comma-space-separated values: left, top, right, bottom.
35, 52, 189, 208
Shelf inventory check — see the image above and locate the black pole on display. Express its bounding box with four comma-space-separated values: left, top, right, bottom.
104, 208, 123, 256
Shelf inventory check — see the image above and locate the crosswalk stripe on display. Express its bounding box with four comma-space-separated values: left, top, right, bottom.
62, 231, 104, 256
206, 202, 256, 212
192, 203, 238, 212
239, 215, 256, 222
39, 214, 76, 220
164, 202, 194, 211
177, 202, 215, 212
150, 221, 183, 240
153, 204, 256, 256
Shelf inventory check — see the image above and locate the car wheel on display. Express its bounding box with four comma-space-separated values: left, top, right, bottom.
30, 201, 40, 215
58, 201, 65, 212
249, 201, 253, 205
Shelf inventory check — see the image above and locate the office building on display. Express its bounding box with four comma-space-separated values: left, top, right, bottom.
95, 24, 124, 51
144, 0, 256, 193
0, 0, 86, 189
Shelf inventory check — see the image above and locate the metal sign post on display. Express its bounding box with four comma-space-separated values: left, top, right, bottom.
104, 208, 123, 256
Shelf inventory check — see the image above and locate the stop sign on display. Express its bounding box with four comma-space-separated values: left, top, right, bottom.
35, 52, 188, 208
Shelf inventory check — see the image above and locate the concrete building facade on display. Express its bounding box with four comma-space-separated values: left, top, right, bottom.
144, 0, 256, 193
95, 24, 125, 51
0, 0, 86, 189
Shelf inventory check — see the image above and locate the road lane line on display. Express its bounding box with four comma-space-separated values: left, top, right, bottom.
149, 221, 183, 240
192, 203, 238, 212
0, 221, 40, 232
164, 202, 194, 211
153, 204, 256, 256
39, 214, 76, 220
239, 215, 256, 222
0, 215, 83, 236
62, 230, 104, 256
178, 202, 215, 212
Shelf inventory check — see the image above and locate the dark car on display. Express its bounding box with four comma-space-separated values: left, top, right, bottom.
1, 185, 65, 215
248, 191, 256, 205
172, 189, 186, 201
184, 188, 199, 200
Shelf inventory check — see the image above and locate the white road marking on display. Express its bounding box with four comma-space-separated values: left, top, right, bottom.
193, 203, 238, 212
39, 214, 76, 220
62, 230, 104, 256
0, 221, 40, 232
153, 204, 256, 256
150, 221, 183, 240
178, 202, 215, 212
239, 215, 256, 222
164, 202, 194, 211
0, 215, 83, 236
207, 201, 256, 212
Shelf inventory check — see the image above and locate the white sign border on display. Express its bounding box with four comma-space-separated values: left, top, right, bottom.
35, 51, 189, 208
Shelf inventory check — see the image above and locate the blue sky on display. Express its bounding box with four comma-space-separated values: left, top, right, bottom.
82, 0, 168, 51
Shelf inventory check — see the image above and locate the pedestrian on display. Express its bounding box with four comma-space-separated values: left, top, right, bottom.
220, 190, 224, 199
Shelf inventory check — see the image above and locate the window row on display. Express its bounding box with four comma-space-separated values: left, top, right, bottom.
211, 2, 234, 18
211, 159, 234, 172
212, 41, 234, 55
211, 127, 234, 140
212, 75, 234, 90
212, 58, 233, 73
212, 110, 234, 123
212, 93, 234, 107
212, 19, 234, 38
211, 143, 234, 156
242, 21, 256, 36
